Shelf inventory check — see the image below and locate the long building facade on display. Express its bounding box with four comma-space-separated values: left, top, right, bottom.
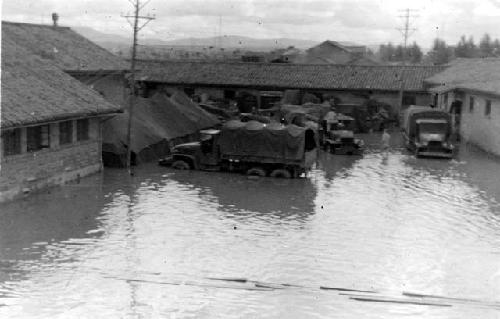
136, 60, 446, 114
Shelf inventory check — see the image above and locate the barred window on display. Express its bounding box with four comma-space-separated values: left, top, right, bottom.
76, 119, 89, 141
2, 128, 22, 156
59, 120, 73, 145
27, 125, 50, 152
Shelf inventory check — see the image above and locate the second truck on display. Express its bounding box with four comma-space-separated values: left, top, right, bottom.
160, 120, 318, 178
402, 105, 454, 158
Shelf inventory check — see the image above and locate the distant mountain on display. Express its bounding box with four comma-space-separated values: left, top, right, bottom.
72, 26, 130, 44
161, 35, 318, 50
72, 26, 319, 51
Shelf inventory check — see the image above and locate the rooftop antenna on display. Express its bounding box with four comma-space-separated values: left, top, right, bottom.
52, 12, 59, 27
122, 0, 155, 174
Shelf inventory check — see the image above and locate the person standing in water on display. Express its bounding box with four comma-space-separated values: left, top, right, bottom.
381, 129, 391, 153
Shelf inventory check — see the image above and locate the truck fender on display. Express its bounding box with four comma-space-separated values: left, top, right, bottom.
172, 154, 197, 169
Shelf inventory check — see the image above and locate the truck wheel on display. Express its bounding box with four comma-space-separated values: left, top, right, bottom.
246, 167, 266, 177
172, 160, 190, 170
270, 169, 291, 179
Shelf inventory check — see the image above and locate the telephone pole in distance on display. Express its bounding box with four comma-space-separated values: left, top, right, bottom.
396, 8, 418, 111
123, 0, 155, 174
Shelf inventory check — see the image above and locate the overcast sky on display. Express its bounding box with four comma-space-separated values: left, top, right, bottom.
2, 0, 500, 47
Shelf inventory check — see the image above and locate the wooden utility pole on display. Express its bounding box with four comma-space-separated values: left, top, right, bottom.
123, 0, 154, 174
396, 8, 418, 111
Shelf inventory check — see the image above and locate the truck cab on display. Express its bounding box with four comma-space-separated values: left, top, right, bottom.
170, 129, 221, 170
413, 119, 453, 157
402, 106, 454, 158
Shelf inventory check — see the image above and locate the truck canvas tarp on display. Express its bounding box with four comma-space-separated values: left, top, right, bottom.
218, 120, 312, 162
402, 106, 452, 138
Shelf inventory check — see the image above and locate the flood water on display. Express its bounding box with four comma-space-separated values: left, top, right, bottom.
1, 133, 500, 318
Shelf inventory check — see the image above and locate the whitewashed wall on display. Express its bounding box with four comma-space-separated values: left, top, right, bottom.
460, 92, 500, 156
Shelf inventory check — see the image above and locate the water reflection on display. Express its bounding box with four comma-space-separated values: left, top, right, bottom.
165, 170, 317, 221
0, 138, 500, 318
0, 176, 106, 282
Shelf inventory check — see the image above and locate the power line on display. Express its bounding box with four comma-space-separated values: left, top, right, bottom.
122, 0, 155, 174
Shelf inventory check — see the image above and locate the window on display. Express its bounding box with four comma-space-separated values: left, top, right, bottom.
27, 125, 50, 152
443, 93, 449, 109
2, 128, 22, 156
402, 94, 416, 106
76, 119, 89, 141
469, 96, 474, 113
485, 100, 492, 117
59, 121, 73, 145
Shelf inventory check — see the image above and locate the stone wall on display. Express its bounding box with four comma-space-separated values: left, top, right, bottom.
0, 118, 103, 202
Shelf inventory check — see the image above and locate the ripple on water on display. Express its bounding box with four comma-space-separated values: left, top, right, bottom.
1, 145, 500, 318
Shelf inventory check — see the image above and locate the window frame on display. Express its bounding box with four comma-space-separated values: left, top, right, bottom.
2, 128, 22, 156
76, 119, 90, 141
59, 120, 73, 145
27, 125, 50, 152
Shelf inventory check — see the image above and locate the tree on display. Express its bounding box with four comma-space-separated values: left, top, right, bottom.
377, 42, 422, 63
493, 39, 500, 56
427, 38, 453, 65
407, 42, 423, 63
379, 43, 395, 62
455, 35, 477, 58
479, 33, 493, 57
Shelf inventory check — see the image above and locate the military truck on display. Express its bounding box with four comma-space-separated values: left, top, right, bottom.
402, 105, 454, 158
160, 120, 318, 178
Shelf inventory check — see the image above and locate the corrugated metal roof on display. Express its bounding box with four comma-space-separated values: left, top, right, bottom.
1, 33, 122, 129
137, 60, 446, 92
2, 21, 128, 72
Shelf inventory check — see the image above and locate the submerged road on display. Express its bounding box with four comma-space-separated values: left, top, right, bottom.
0, 133, 499, 318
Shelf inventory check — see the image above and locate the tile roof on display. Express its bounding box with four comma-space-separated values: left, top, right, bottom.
1, 34, 122, 129
426, 58, 500, 96
137, 60, 446, 92
2, 21, 128, 72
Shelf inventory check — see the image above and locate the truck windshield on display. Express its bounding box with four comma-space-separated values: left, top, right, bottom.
418, 122, 447, 134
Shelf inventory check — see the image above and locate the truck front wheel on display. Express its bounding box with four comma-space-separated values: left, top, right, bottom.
172, 160, 191, 170
246, 167, 266, 177
270, 169, 292, 179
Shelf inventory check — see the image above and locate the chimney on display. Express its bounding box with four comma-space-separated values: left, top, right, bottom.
52, 13, 59, 27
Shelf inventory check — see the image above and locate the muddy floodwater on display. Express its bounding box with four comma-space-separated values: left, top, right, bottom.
1, 134, 500, 318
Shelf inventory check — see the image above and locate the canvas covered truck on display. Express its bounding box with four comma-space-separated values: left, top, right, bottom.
160, 120, 318, 178
402, 105, 454, 158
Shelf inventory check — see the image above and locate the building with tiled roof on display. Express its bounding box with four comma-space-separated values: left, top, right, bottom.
137, 60, 446, 112
425, 58, 500, 155
2, 21, 129, 72
138, 60, 443, 91
0, 22, 123, 202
